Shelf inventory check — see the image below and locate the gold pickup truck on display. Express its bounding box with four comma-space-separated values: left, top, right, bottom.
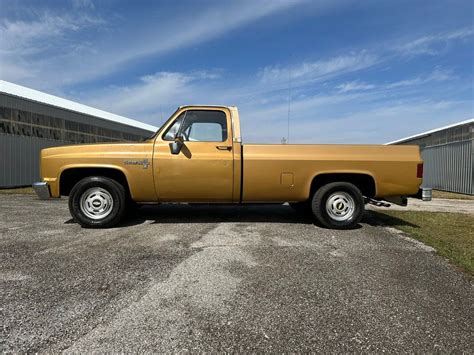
33, 105, 431, 229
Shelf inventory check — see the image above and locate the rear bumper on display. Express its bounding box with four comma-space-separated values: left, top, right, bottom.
411, 187, 432, 201
32, 182, 51, 200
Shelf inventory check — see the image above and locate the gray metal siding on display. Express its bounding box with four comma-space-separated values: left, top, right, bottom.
0, 93, 156, 188
420, 140, 473, 195
0, 133, 63, 187
395, 121, 474, 195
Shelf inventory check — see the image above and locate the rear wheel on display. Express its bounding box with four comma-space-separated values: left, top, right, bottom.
69, 176, 127, 228
311, 182, 364, 229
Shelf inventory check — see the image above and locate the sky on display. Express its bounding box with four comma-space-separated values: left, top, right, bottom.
0, 0, 472, 143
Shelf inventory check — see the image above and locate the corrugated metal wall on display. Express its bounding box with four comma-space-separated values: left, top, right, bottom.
0, 133, 63, 187
0, 93, 155, 188
395, 121, 473, 195
420, 140, 473, 195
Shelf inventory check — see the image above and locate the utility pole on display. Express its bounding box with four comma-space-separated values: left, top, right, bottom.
287, 65, 291, 144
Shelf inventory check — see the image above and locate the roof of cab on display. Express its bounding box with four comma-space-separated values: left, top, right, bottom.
178, 105, 237, 109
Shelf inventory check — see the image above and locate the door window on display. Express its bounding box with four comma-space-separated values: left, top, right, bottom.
181, 110, 227, 142
162, 110, 228, 142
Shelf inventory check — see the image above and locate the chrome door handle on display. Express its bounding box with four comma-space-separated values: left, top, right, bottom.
216, 145, 232, 151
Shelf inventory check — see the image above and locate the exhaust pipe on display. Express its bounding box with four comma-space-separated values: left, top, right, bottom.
365, 198, 391, 207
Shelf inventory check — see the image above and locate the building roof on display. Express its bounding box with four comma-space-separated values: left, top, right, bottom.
385, 118, 474, 145
0, 80, 158, 132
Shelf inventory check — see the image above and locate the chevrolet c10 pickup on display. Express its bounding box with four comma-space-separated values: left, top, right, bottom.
33, 105, 431, 229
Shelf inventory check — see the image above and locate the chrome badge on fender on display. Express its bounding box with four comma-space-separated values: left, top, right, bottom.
124, 159, 150, 169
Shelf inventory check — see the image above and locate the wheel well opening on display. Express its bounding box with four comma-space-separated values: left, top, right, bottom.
310, 173, 376, 198
60, 168, 130, 197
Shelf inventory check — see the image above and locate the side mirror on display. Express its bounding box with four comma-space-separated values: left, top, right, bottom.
169, 136, 184, 155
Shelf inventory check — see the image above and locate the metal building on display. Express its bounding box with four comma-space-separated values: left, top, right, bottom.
387, 119, 474, 195
0, 80, 158, 188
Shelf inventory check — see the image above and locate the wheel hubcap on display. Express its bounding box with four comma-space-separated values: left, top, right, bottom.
325, 192, 355, 221
79, 187, 114, 220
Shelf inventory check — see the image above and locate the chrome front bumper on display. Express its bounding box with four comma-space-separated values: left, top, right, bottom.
32, 182, 51, 200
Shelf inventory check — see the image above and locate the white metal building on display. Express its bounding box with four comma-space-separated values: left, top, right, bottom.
387, 119, 474, 195
0, 80, 158, 188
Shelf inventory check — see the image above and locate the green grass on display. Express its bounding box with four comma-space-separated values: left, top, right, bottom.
432, 190, 474, 200
0, 187, 35, 194
372, 211, 474, 275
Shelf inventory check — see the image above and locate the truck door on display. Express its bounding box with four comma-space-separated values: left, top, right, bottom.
152, 108, 234, 202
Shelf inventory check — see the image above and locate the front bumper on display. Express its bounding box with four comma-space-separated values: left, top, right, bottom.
32, 182, 51, 200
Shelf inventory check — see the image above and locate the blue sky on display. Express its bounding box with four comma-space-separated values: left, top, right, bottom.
0, 0, 472, 143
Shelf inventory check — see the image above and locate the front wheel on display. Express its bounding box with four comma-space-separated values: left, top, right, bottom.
68, 176, 127, 228
311, 182, 365, 229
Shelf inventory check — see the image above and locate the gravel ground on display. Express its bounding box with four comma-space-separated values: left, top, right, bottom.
1, 194, 472, 352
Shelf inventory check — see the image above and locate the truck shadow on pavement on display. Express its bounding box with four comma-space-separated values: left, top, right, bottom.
363, 210, 419, 228
64, 204, 418, 229
124, 204, 320, 226
67, 204, 417, 229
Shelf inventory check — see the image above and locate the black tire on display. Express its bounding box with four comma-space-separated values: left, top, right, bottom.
311, 182, 364, 229
68, 176, 127, 228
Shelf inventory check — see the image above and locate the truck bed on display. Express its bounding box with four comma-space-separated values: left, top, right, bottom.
241, 144, 422, 202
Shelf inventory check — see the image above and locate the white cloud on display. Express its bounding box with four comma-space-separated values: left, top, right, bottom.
0, 0, 309, 89
77, 59, 467, 144
2, 0, 469, 145
425, 67, 455, 81
0, 12, 104, 55
80, 51, 381, 124
333, 68, 454, 94
0, 61, 36, 82
113, 0, 308, 65
260, 51, 379, 85
0, 11, 105, 90
290, 100, 470, 144
71, 0, 95, 10
83, 71, 224, 123
387, 68, 454, 88
394, 28, 474, 56
241, 94, 471, 144
249, 27, 470, 101
336, 81, 375, 93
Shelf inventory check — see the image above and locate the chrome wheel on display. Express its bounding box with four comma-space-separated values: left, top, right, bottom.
79, 187, 114, 220
325, 191, 355, 221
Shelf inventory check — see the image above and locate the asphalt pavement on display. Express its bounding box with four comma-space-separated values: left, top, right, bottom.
1, 194, 472, 352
